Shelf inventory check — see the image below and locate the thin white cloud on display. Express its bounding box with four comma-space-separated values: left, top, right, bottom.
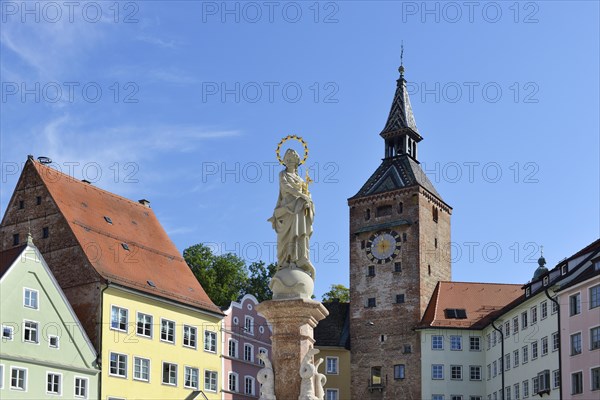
136, 35, 177, 49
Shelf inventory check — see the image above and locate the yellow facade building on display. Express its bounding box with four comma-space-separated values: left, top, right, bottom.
0, 158, 224, 400
315, 302, 351, 400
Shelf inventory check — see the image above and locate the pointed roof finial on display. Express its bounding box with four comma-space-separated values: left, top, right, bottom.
399, 41, 405, 77
27, 217, 33, 245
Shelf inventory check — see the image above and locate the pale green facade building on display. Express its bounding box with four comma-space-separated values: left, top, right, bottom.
0, 236, 99, 399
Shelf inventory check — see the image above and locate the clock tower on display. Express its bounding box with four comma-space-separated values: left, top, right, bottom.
348, 64, 452, 400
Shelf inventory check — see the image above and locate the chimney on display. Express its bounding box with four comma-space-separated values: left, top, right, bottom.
138, 199, 151, 208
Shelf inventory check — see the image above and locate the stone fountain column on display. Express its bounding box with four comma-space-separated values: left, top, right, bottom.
256, 298, 328, 400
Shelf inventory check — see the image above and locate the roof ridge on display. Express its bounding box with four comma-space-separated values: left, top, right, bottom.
440, 280, 523, 286
32, 160, 149, 211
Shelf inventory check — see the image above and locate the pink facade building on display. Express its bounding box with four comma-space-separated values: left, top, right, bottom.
221, 294, 272, 399
558, 239, 600, 398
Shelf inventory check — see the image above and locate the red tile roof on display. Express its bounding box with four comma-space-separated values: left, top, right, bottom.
418, 281, 523, 330
30, 160, 222, 315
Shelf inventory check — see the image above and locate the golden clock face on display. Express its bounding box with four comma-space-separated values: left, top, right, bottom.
366, 230, 401, 263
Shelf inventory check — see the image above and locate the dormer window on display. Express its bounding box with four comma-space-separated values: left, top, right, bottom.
561, 265, 568, 275
526, 287, 531, 297
543, 276, 549, 286
104, 216, 113, 224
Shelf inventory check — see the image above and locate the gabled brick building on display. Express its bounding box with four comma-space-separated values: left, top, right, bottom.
0, 157, 225, 399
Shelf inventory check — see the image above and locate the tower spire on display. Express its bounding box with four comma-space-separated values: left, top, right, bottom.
380, 45, 422, 160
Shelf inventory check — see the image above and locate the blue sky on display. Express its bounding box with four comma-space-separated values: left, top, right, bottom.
1, 1, 598, 299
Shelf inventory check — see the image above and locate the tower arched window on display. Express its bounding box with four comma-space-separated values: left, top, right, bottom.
365, 209, 371, 221
398, 202, 403, 214
433, 206, 438, 223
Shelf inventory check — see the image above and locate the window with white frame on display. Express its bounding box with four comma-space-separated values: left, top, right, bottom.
432, 364, 444, 380
133, 357, 150, 381
244, 343, 254, 362
551, 300, 558, 314
487, 364, 491, 380
183, 325, 197, 348
184, 366, 199, 389
505, 321, 510, 337
204, 370, 217, 392
258, 348, 268, 365
450, 335, 462, 350
470, 336, 481, 351
245, 376, 255, 395
569, 293, 581, 316
2, 325, 14, 340
591, 367, 600, 391
470, 365, 482, 381
46, 372, 61, 395
326, 357, 338, 374
493, 361, 497, 377
23, 321, 38, 343
228, 339, 238, 358
591, 326, 600, 350
531, 341, 538, 359
24, 288, 38, 309
470, 397, 482, 400
49, 335, 59, 348
571, 371, 583, 394
451, 396, 463, 400
136, 313, 152, 338
514, 383, 520, 400
162, 362, 177, 385
11, 367, 26, 390
505, 354, 511, 370
326, 389, 339, 400
432, 395, 444, 400
204, 330, 216, 352
394, 364, 405, 379
244, 316, 254, 335
570, 332, 582, 355
161, 319, 175, 343
590, 285, 600, 309
229, 372, 239, 391
523, 380, 529, 398
505, 386, 511, 400
512, 316, 519, 334
553, 370, 560, 388
522, 346, 529, 363
432, 335, 443, 350
521, 311, 528, 328
110, 306, 128, 332
552, 332, 559, 351
109, 353, 127, 377
486, 333, 491, 350
492, 330, 497, 346
74, 377, 87, 398
541, 336, 548, 356
531, 306, 538, 324
541, 301, 548, 319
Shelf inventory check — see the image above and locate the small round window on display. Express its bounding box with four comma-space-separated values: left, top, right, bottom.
259, 326, 265, 334
233, 317, 239, 325
247, 304, 253, 311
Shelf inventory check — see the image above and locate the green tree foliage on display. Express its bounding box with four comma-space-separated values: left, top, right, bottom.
243, 261, 277, 302
183, 244, 248, 307
321, 284, 350, 303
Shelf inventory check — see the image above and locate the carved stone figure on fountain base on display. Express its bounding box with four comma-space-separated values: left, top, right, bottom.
257, 352, 276, 400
